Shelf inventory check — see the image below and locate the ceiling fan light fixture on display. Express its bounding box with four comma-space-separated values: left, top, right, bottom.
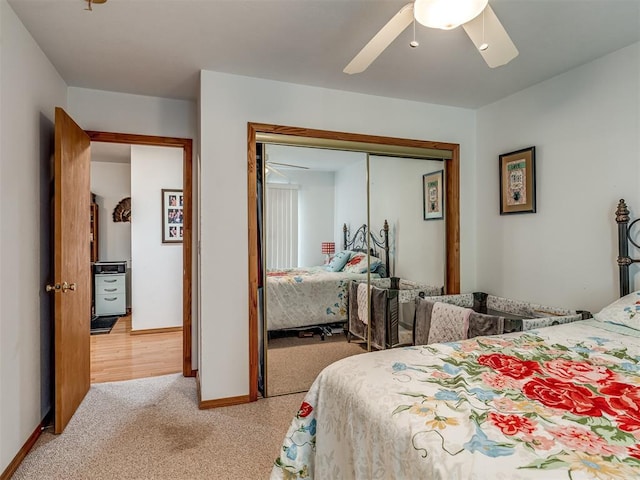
413, 0, 488, 30
85, 0, 107, 11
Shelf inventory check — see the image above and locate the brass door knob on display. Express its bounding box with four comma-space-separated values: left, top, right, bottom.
46, 283, 61, 293
62, 282, 76, 293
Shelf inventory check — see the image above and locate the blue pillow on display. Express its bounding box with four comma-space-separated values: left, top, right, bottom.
325, 250, 352, 272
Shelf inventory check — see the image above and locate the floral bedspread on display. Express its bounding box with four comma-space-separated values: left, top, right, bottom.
271, 319, 640, 479
266, 267, 371, 331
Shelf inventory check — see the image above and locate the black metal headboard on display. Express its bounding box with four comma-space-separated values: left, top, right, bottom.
616, 199, 640, 296
342, 220, 390, 278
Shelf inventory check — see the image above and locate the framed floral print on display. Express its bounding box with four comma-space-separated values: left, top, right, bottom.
499, 147, 536, 215
423, 170, 444, 220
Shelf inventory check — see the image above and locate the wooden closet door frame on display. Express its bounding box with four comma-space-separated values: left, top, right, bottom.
86, 131, 194, 377
247, 123, 460, 401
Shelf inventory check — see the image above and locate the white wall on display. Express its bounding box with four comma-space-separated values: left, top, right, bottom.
90, 161, 132, 265
67, 87, 196, 139
130, 145, 183, 330
334, 157, 368, 248
199, 71, 476, 401
296, 170, 335, 267
476, 42, 640, 314
0, 0, 68, 472
370, 156, 446, 287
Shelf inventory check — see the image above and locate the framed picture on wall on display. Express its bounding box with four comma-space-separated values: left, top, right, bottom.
423, 170, 444, 220
162, 188, 183, 243
499, 146, 536, 215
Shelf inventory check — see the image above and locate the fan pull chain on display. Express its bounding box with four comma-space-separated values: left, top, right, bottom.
479, 10, 489, 51
410, 17, 419, 48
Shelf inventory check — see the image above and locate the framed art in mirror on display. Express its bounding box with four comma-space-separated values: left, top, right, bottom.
423, 170, 444, 220
162, 188, 184, 243
499, 146, 536, 215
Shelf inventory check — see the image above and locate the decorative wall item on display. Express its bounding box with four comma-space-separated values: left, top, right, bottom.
423, 170, 444, 220
499, 146, 536, 215
112, 197, 131, 222
162, 189, 183, 243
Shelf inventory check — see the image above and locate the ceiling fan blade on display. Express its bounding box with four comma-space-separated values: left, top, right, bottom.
265, 165, 289, 180
269, 162, 310, 170
462, 4, 518, 68
343, 3, 414, 75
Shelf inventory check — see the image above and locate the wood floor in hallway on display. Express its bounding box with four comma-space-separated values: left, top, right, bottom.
90, 314, 182, 383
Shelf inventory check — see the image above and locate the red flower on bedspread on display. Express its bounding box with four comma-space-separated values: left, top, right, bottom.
522, 376, 615, 417
488, 412, 536, 436
598, 382, 640, 431
268, 271, 290, 277
627, 444, 640, 460
542, 359, 618, 385
297, 402, 313, 418
477, 353, 541, 380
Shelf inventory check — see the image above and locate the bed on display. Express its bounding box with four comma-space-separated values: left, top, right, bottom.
265, 221, 390, 332
270, 199, 640, 479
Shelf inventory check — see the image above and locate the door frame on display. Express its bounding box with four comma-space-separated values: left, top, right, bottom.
86, 131, 194, 377
246, 122, 460, 400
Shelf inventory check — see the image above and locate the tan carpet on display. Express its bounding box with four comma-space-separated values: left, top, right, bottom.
267, 331, 366, 396
13, 374, 305, 480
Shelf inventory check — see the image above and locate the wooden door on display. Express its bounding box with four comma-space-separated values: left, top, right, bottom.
52, 107, 92, 433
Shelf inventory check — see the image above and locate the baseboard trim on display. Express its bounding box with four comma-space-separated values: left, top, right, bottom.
196, 373, 251, 409
199, 394, 251, 409
1, 419, 46, 480
130, 326, 183, 335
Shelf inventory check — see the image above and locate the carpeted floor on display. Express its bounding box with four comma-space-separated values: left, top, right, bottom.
13, 374, 305, 480
267, 331, 366, 396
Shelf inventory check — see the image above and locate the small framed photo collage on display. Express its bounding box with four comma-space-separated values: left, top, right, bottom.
162, 188, 184, 243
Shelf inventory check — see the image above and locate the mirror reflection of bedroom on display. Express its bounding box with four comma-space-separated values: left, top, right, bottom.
89, 142, 183, 384
261, 142, 448, 397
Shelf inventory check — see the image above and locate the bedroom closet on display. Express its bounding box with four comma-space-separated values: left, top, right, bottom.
256, 131, 458, 398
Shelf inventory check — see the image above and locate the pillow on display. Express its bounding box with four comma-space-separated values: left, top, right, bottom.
593, 291, 640, 330
324, 250, 352, 272
342, 252, 382, 274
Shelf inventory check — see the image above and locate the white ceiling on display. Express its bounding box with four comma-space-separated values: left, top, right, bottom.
266, 144, 364, 171
91, 141, 130, 163
8, 0, 640, 108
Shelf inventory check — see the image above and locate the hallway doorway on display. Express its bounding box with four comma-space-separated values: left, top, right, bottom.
87, 131, 194, 378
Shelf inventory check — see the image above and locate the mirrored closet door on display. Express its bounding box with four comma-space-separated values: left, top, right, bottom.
251, 125, 460, 399
262, 144, 369, 397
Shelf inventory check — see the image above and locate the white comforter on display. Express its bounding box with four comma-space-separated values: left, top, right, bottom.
266, 266, 372, 331
271, 319, 640, 479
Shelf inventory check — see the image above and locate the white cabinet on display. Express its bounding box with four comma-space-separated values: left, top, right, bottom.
94, 273, 127, 316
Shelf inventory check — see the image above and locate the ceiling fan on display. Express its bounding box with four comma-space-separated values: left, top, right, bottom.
344, 0, 518, 74
265, 160, 309, 181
